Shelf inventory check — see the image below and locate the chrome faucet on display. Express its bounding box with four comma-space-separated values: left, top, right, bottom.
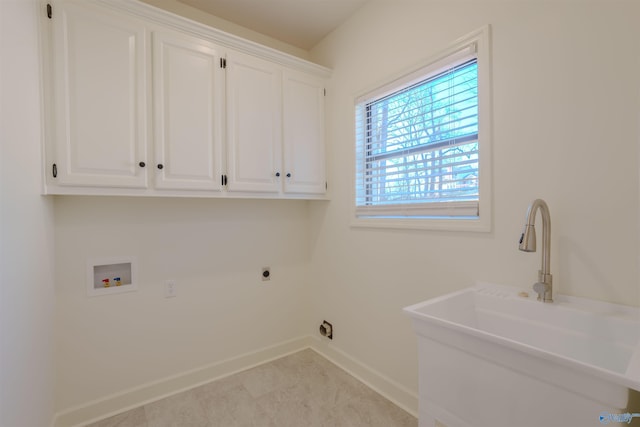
518, 199, 553, 302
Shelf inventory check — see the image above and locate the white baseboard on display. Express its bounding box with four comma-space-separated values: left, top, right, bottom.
54, 336, 314, 427
308, 336, 419, 417
54, 335, 418, 426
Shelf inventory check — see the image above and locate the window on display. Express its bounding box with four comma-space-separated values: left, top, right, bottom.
354, 27, 491, 231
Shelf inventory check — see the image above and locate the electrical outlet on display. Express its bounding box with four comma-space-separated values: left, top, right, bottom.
261, 267, 271, 282
165, 280, 176, 298
319, 320, 333, 339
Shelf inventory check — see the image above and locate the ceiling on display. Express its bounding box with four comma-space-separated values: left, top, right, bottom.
177, 0, 369, 50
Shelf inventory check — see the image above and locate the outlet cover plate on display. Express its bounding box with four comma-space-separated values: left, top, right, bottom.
165, 280, 176, 298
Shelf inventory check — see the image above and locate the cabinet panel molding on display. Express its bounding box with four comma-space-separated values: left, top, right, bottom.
225, 51, 282, 193
51, 1, 149, 188
283, 70, 326, 195
152, 30, 224, 191
42, 0, 330, 200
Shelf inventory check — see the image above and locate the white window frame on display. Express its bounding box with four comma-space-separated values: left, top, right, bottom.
351, 26, 492, 232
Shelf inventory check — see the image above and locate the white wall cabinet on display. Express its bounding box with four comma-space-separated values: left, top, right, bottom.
283, 70, 326, 195
226, 50, 282, 194
226, 52, 327, 196
152, 29, 224, 192
48, 1, 149, 189
42, 0, 330, 199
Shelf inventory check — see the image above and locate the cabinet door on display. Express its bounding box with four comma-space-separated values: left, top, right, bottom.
282, 70, 326, 195
226, 51, 282, 193
51, 1, 148, 188
153, 30, 224, 191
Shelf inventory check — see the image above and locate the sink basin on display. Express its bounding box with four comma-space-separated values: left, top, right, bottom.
404, 283, 640, 427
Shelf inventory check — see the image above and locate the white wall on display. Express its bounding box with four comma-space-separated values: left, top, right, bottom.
54, 197, 312, 411
49, 0, 319, 417
48, 0, 640, 420
309, 0, 640, 399
140, 0, 312, 61
0, 1, 56, 426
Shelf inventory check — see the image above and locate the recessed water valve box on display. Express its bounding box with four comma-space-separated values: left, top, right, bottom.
87, 256, 138, 296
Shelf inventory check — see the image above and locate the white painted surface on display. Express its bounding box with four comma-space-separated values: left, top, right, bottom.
282, 70, 326, 195
54, 197, 312, 411
42, 0, 331, 199
45, 0, 640, 422
178, 0, 368, 50
308, 0, 640, 410
152, 29, 224, 191
140, 0, 312, 60
50, 1, 149, 188
55, 337, 314, 427
0, 1, 56, 426
226, 50, 282, 193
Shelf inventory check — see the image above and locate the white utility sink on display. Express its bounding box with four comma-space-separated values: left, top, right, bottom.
404, 283, 640, 427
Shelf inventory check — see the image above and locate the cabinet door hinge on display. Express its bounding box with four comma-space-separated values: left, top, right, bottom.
46, 3, 52, 19
52, 163, 57, 178
220, 58, 227, 69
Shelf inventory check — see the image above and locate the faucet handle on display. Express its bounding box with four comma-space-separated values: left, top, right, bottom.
533, 281, 553, 303
533, 282, 548, 300
533, 282, 547, 294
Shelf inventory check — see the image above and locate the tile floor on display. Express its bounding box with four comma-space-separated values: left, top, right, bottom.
86, 349, 417, 427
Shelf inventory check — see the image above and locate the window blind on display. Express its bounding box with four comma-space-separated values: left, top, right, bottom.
355, 48, 479, 219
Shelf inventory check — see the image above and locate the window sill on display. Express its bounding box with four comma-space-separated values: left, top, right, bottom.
350, 216, 491, 232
